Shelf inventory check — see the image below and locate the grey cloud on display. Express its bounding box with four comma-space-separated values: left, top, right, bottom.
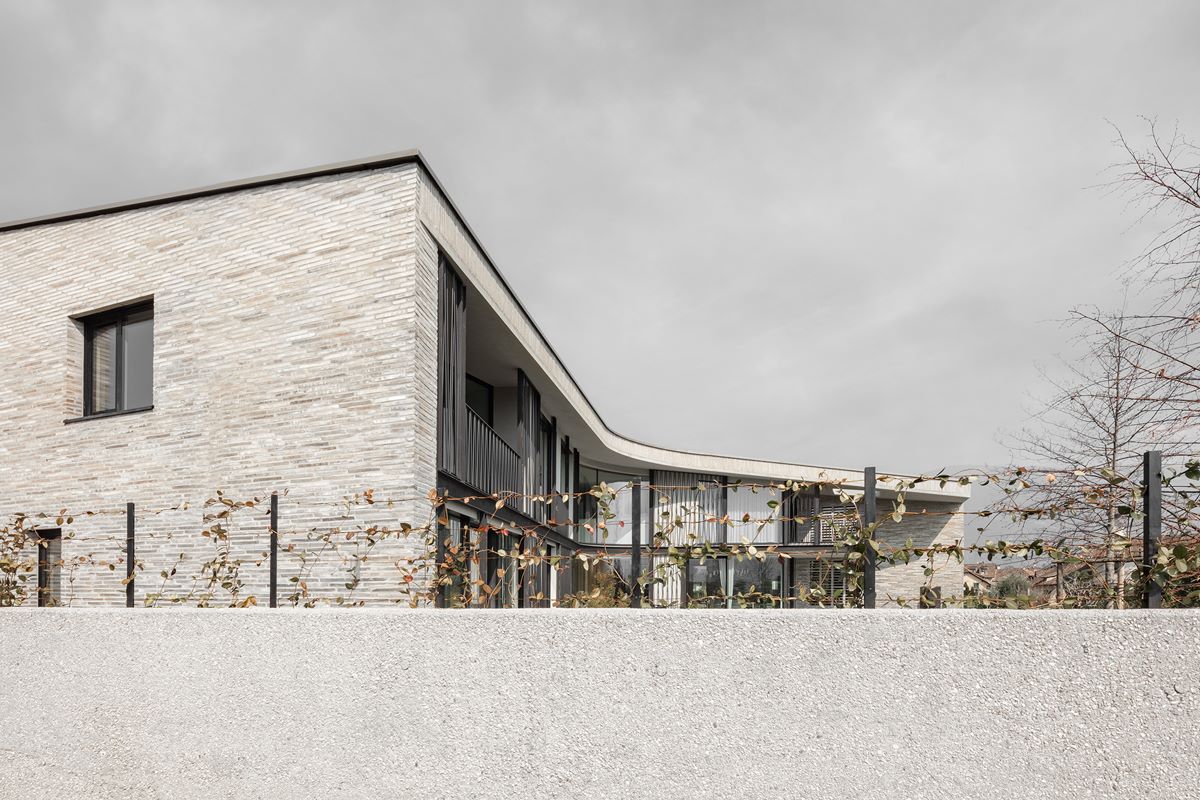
2, 0, 1199, 477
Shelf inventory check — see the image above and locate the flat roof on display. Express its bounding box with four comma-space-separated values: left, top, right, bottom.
0, 150, 427, 233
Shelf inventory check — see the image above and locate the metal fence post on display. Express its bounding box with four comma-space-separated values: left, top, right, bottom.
1143, 450, 1162, 609
684, 557, 692, 608
435, 520, 448, 609
631, 479, 642, 608
126, 502, 135, 608
269, 492, 279, 609
647, 476, 656, 607
863, 467, 877, 609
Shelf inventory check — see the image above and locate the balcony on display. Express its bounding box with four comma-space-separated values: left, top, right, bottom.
461, 407, 520, 499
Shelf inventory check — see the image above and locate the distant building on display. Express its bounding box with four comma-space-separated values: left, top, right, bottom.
964, 563, 1059, 597
964, 556, 1139, 606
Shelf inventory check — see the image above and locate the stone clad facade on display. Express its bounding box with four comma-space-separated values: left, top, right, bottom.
0, 163, 439, 606
872, 499, 965, 606
1, 154, 967, 608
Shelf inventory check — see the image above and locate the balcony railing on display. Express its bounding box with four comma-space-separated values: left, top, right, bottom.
462, 407, 520, 499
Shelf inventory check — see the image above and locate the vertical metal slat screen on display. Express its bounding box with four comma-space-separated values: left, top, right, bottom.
783, 489, 819, 544
516, 370, 543, 521
725, 484, 783, 543
653, 470, 725, 546
437, 256, 467, 476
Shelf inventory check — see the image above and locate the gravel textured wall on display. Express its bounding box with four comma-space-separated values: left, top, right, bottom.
2, 609, 1197, 799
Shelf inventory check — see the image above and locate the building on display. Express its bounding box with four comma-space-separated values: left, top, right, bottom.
0, 152, 969, 608
964, 554, 1140, 607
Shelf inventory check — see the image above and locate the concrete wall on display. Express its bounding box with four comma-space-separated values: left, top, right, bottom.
0, 165, 439, 606
1, 609, 1195, 799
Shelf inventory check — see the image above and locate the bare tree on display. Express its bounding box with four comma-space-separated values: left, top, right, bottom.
1000, 311, 1195, 606
1112, 118, 1200, 308
1083, 119, 1200, 403
994, 120, 1200, 607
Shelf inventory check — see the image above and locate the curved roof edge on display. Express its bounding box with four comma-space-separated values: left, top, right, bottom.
0, 150, 969, 502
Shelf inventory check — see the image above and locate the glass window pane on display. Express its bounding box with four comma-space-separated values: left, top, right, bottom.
655, 472, 724, 545
37, 531, 63, 607
485, 529, 519, 608
547, 544, 559, 603
441, 516, 467, 607
539, 420, 554, 495
726, 486, 782, 543
122, 315, 154, 409
569, 555, 631, 606
731, 557, 782, 607
598, 480, 651, 546
468, 526, 483, 605
687, 558, 726, 607
575, 466, 599, 541
608, 556, 632, 594
90, 322, 118, 412
575, 469, 649, 544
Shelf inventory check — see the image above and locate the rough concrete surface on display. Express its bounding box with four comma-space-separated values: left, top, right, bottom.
1, 609, 1197, 799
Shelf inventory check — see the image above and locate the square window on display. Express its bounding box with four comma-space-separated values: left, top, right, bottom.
81, 301, 153, 416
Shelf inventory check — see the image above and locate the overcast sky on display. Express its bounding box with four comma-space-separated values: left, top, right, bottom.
4, 0, 1199, 477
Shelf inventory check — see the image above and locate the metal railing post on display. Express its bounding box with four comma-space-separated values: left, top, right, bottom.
862, 467, 877, 609
1143, 450, 1162, 609
269, 492, 278, 608
631, 479, 642, 608
126, 502, 135, 608
435, 520, 448, 609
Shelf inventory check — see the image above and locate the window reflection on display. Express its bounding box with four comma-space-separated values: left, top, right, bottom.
567, 555, 632, 607
122, 310, 153, 410
730, 556, 782, 608
687, 558, 726, 607
574, 466, 649, 545
686, 556, 784, 608
476, 528, 518, 608
725, 486, 783, 544
90, 322, 118, 412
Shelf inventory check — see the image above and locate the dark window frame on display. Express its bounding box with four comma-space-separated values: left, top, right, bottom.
36, 528, 62, 607
81, 300, 154, 418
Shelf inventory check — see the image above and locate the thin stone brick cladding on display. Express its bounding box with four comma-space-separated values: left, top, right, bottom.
872, 499, 965, 606
412, 169, 443, 495
0, 165, 439, 606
